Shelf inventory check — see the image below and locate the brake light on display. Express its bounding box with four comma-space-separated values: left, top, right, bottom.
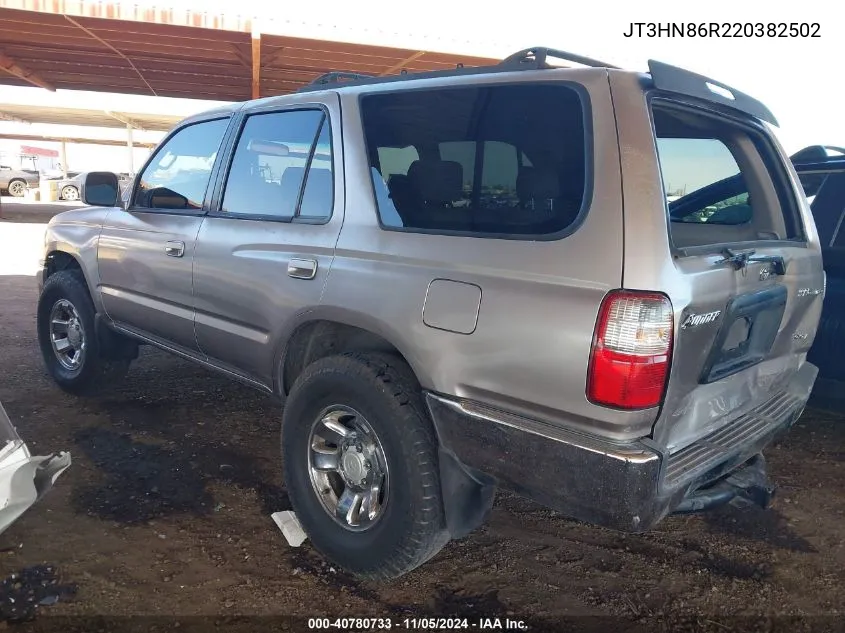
587, 290, 674, 410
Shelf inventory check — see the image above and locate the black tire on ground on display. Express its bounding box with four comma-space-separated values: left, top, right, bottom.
281, 352, 450, 580
7, 179, 26, 197
37, 269, 129, 394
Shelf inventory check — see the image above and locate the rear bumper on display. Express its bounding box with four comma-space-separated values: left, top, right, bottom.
426, 361, 817, 532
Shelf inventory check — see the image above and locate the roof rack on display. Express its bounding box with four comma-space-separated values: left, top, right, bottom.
498, 47, 621, 70
294, 46, 617, 94
297, 71, 376, 92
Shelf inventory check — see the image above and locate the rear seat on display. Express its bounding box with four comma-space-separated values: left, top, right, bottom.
405, 159, 472, 231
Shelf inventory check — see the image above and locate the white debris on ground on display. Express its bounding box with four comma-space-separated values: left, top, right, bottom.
271, 511, 308, 547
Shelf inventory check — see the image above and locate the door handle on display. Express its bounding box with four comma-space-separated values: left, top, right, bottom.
288, 258, 317, 280
165, 240, 185, 258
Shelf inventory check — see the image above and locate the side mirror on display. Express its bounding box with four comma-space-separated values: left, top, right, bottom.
81, 172, 119, 207
149, 187, 189, 210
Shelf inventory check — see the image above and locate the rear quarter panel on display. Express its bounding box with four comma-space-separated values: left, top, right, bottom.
322, 69, 654, 440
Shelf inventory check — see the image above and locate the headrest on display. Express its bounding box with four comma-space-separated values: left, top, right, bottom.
517, 167, 560, 201
280, 166, 306, 190
408, 160, 463, 204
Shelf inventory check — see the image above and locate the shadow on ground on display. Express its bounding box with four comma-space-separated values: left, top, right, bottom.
71, 381, 289, 524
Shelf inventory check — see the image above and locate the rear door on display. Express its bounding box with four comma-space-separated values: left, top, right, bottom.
191, 99, 342, 386
648, 99, 824, 453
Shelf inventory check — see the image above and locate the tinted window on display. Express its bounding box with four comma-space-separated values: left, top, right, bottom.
221, 109, 333, 220
361, 84, 587, 237
805, 170, 845, 247
135, 118, 229, 210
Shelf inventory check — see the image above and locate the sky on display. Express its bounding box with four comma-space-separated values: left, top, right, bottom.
0, 0, 840, 174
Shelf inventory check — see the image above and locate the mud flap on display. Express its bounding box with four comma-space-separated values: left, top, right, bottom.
94, 314, 139, 361
437, 447, 496, 540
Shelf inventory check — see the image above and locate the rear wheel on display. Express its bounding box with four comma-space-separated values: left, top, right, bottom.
281, 352, 449, 580
7, 179, 26, 197
61, 185, 79, 201
37, 270, 129, 394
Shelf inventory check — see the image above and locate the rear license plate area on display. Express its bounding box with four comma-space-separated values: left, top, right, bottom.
699, 285, 787, 384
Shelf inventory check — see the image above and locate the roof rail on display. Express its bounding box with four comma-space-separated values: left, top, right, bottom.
499, 47, 621, 70
293, 46, 616, 94
297, 71, 375, 92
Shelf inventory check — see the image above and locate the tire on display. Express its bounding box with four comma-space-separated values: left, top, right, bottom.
7, 179, 26, 197
37, 270, 129, 394
282, 352, 449, 580
61, 186, 80, 201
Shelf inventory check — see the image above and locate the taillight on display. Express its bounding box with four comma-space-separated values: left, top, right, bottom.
587, 290, 674, 410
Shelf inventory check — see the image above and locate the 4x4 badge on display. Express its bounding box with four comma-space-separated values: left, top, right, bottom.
681, 310, 722, 329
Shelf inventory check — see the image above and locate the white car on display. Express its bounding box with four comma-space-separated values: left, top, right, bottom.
0, 401, 70, 535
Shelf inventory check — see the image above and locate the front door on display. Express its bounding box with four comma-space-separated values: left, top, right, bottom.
97, 117, 230, 352
191, 100, 343, 386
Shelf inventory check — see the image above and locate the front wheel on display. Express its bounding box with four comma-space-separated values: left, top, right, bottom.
281, 352, 449, 580
37, 270, 128, 394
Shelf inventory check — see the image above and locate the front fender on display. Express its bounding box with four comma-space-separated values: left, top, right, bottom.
42, 206, 112, 313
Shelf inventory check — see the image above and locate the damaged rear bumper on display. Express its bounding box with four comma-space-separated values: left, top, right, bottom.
0, 402, 71, 536
426, 362, 816, 533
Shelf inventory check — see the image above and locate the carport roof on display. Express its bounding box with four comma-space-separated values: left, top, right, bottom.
0, 3, 500, 102
0, 103, 184, 131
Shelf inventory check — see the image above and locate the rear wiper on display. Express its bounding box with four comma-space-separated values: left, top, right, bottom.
717, 248, 786, 276
718, 248, 754, 270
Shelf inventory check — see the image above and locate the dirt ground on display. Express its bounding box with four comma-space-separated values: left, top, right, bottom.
1, 204, 844, 632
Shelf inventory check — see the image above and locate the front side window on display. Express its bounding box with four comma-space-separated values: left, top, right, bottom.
361, 83, 588, 237
221, 109, 334, 220
135, 118, 229, 210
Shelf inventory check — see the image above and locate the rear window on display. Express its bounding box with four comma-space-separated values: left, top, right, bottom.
652, 101, 803, 250
360, 83, 588, 238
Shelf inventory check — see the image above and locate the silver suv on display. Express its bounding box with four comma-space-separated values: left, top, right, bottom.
36, 48, 825, 580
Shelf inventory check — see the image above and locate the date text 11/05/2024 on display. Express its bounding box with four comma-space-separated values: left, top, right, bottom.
308, 617, 529, 630
623, 22, 820, 38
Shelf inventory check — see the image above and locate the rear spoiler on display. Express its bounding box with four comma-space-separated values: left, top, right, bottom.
648, 60, 778, 127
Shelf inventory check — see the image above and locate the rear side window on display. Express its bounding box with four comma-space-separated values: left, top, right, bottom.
361, 83, 588, 237
653, 102, 803, 249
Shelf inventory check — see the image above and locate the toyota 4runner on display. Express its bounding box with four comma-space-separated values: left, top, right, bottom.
36, 48, 824, 580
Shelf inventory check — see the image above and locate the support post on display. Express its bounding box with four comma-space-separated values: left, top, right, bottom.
60, 140, 68, 178
251, 25, 261, 100
126, 123, 134, 175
